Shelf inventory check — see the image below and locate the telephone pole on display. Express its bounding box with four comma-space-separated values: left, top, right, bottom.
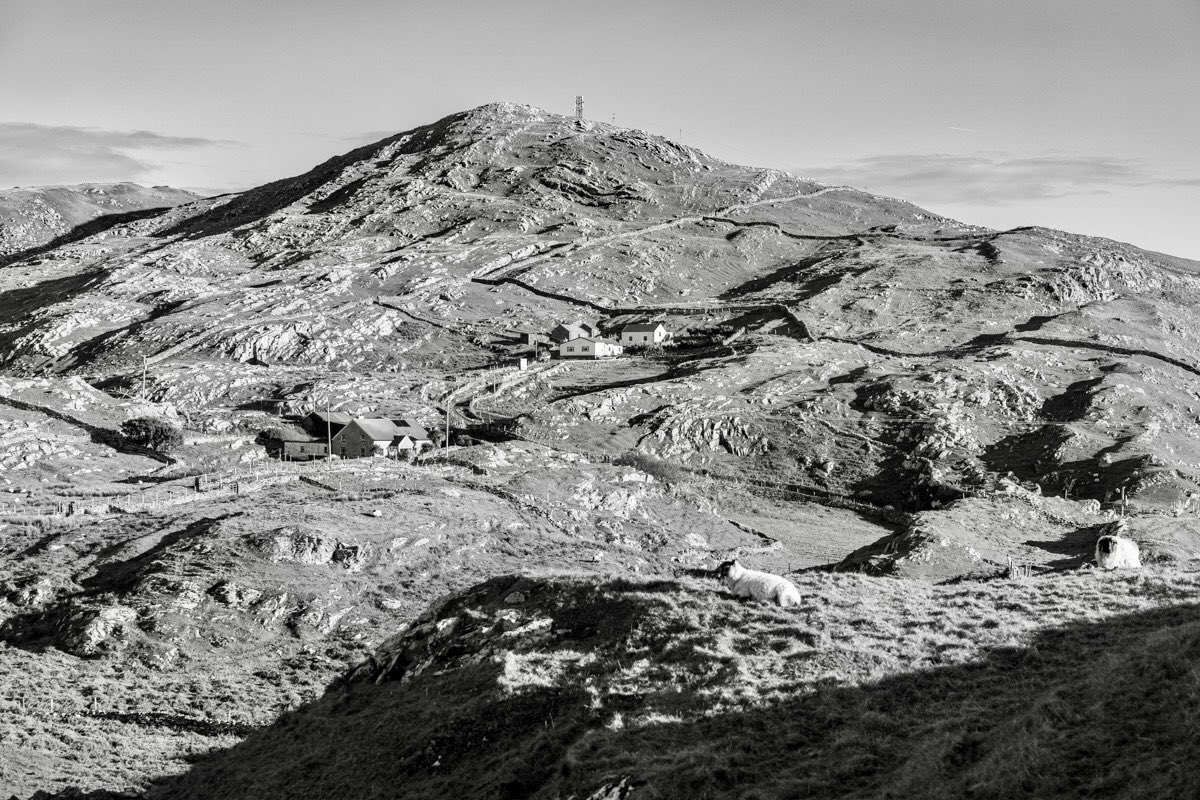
321, 386, 332, 468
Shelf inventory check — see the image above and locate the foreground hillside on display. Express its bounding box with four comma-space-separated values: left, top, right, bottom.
150, 571, 1200, 799
3, 103, 1200, 798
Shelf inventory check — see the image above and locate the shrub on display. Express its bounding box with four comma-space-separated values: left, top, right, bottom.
120, 417, 183, 453
256, 426, 286, 448
613, 451, 687, 485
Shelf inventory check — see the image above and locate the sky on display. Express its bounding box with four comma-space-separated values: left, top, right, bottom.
1, 0, 1197, 258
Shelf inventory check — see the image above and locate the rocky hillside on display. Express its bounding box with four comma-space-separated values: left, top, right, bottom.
0, 183, 201, 258
1, 104, 1197, 528
4, 102, 1200, 798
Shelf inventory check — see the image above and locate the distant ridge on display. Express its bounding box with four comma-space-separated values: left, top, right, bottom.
0, 182, 201, 256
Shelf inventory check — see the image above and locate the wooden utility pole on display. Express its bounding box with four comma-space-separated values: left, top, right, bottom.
327, 399, 333, 468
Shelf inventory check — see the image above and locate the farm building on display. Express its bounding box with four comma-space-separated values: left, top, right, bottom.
549, 321, 599, 343
557, 337, 624, 360
304, 411, 353, 439
619, 322, 669, 346
330, 418, 432, 459
279, 433, 329, 461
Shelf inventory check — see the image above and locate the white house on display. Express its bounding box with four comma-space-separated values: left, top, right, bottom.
558, 336, 624, 360
619, 322, 668, 346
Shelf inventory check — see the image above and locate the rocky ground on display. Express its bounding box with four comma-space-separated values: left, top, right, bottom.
2, 103, 1200, 798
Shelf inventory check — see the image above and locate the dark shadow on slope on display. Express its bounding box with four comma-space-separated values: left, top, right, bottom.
547, 349, 753, 404
953, 239, 1000, 264
304, 177, 369, 215
981, 425, 1072, 488
0, 517, 234, 653
1014, 335, 1200, 379
136, 589, 1200, 800
0, 206, 176, 269
983, 425, 1148, 503
155, 108, 477, 241
0, 270, 111, 358
1040, 377, 1104, 421
78, 516, 233, 596
1013, 313, 1063, 333
717, 253, 838, 300
52, 299, 189, 372
1025, 522, 1110, 570
87, 710, 260, 738
0, 393, 172, 464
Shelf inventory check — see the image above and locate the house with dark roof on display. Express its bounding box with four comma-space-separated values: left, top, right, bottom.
330, 418, 432, 459
304, 411, 353, 440
619, 322, 669, 347
549, 321, 599, 343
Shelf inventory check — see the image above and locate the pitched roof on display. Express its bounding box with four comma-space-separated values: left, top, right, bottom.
622, 322, 664, 333
279, 432, 321, 443
352, 418, 402, 441
346, 418, 431, 442
392, 419, 430, 441
310, 410, 353, 424
561, 336, 621, 346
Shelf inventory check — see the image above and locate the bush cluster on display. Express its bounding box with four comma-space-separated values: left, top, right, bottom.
613, 451, 687, 485
120, 417, 183, 453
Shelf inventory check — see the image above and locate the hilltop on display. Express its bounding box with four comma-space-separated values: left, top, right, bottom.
2, 103, 1200, 797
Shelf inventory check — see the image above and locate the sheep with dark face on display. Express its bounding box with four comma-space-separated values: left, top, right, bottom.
715, 559, 802, 607
1096, 534, 1141, 569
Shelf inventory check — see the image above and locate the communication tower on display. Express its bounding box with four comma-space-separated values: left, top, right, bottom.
575, 95, 584, 121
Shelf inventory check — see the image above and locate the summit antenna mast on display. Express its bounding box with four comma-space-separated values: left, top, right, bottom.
575, 95, 584, 121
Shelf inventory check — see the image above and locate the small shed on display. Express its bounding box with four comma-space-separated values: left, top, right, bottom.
280, 434, 329, 461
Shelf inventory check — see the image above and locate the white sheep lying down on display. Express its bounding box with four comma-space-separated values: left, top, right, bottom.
716, 559, 802, 607
1095, 534, 1141, 570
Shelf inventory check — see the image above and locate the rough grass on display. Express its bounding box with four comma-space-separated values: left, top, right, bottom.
143, 567, 1200, 799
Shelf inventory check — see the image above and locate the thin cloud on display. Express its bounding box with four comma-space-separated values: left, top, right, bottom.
793, 152, 1200, 206
0, 122, 231, 187
342, 129, 400, 144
